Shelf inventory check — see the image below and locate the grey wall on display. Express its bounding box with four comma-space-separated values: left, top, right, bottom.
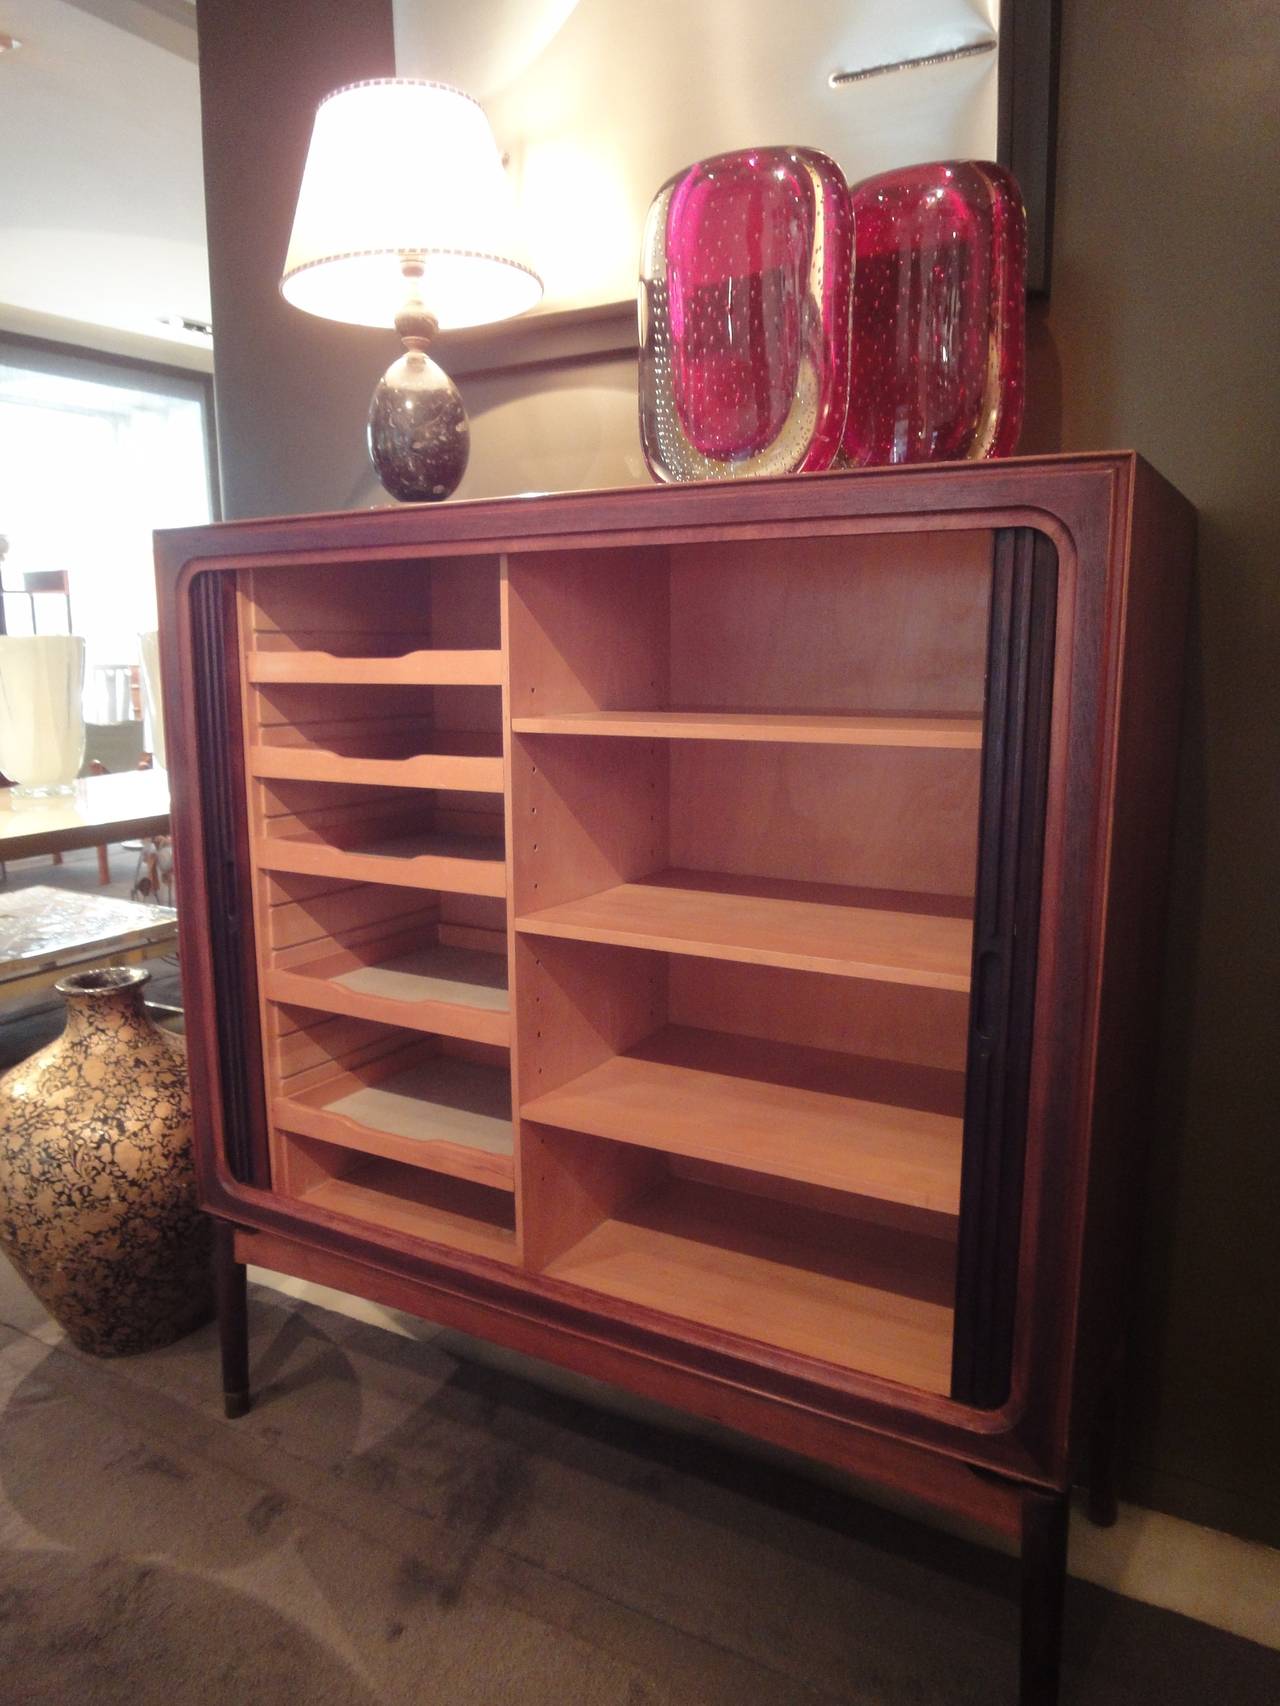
197, 0, 396, 519
198, 0, 1280, 1545
1024, 0, 1280, 1546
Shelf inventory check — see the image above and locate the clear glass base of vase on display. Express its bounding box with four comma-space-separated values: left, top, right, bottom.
11, 781, 77, 800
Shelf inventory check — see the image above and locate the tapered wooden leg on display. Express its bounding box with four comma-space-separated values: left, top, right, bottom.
1085, 1377, 1121, 1528
214, 1220, 250, 1419
1020, 1489, 1069, 1706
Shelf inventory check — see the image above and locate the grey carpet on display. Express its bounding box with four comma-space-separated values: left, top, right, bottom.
1, 855, 1276, 1700
0, 1264, 1276, 1705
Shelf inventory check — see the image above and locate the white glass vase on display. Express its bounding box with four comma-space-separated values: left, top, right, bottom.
139, 630, 166, 772
0, 635, 86, 796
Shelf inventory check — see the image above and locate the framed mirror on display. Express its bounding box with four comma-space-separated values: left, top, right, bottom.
400, 0, 1059, 375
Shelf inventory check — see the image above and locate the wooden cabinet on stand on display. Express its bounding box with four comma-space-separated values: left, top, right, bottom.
156, 454, 1194, 1705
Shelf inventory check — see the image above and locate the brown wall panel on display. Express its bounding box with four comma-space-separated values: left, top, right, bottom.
197, 0, 395, 518
1020, 0, 1280, 1546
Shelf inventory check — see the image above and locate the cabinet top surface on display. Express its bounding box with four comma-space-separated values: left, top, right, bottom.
156, 453, 1187, 571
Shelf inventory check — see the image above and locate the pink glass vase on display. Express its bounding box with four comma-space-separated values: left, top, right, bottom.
639, 147, 852, 482
843, 160, 1026, 466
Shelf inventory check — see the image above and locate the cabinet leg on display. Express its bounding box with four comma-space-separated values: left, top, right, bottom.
214, 1220, 251, 1419
1020, 1489, 1069, 1706
1085, 1376, 1121, 1528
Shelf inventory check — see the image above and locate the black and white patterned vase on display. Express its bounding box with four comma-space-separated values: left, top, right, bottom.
0, 967, 213, 1355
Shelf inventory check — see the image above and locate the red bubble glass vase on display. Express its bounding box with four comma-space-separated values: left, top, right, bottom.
842, 160, 1027, 466
639, 146, 853, 482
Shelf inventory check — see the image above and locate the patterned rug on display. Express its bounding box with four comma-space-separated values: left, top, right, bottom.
0, 1263, 1276, 1705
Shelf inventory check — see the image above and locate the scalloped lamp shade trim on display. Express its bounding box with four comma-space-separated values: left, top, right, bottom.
280, 80, 543, 331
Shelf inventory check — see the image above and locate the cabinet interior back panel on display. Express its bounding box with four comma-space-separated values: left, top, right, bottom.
667, 743, 982, 900
666, 531, 993, 715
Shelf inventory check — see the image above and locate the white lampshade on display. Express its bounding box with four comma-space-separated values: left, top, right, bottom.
281, 79, 542, 331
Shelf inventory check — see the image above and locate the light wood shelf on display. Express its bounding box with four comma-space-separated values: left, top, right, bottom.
517, 870, 973, 991
257, 829, 506, 897
274, 1055, 514, 1190
512, 710, 983, 748
265, 942, 510, 1046
301, 1158, 517, 1263
522, 1026, 963, 1215
248, 742, 503, 794
545, 1177, 956, 1392
248, 649, 504, 687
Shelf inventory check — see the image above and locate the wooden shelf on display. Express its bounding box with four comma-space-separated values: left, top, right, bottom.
249, 742, 503, 794
274, 1055, 514, 1189
545, 1178, 956, 1392
522, 1027, 963, 1216
257, 828, 506, 897
301, 1158, 516, 1263
512, 710, 983, 748
248, 649, 504, 687
517, 870, 972, 991
265, 942, 510, 1046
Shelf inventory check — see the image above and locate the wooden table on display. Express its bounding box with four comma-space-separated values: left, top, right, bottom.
0, 769, 170, 862
0, 885, 178, 1002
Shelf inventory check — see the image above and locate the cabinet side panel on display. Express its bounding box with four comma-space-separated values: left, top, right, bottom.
189, 570, 271, 1187
951, 528, 1058, 1407
1070, 466, 1196, 1459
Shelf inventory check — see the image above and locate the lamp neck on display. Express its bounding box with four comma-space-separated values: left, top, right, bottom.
396, 256, 438, 352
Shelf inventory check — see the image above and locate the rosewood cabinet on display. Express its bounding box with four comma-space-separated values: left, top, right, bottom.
156, 455, 1193, 1705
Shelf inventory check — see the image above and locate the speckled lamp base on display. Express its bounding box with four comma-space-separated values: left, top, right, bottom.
367, 347, 470, 502
366, 294, 470, 503
0, 967, 213, 1356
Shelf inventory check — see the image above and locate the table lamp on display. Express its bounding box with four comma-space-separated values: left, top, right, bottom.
281, 79, 543, 502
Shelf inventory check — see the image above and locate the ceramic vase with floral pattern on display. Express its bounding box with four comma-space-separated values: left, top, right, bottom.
0, 967, 213, 1354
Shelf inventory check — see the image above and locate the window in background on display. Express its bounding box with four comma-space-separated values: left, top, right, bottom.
0, 345, 214, 726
